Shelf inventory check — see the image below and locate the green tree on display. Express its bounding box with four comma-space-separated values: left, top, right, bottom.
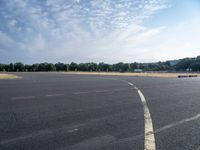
32, 64, 39, 72
55, 63, 67, 71
69, 62, 78, 71
47, 63, 56, 71
0, 64, 3, 71
25, 64, 32, 72
9, 63, 14, 71
130, 62, 138, 71
190, 63, 200, 71
175, 58, 195, 71
98, 63, 111, 71
113, 62, 130, 72
88, 63, 98, 71
79, 63, 88, 71
14, 62, 24, 72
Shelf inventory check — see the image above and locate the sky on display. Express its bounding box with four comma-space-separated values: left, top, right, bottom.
0, 0, 200, 64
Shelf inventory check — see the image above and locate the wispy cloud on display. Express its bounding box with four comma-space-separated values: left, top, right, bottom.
0, 0, 172, 63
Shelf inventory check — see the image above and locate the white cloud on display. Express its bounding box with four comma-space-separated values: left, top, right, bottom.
0, 0, 171, 63
0, 30, 28, 61
130, 17, 200, 62
8, 19, 17, 28
0, 31, 15, 45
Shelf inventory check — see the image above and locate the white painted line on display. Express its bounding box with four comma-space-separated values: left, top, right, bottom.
95, 90, 110, 93
128, 82, 133, 86
128, 82, 156, 150
155, 113, 200, 133
108, 113, 200, 146
73, 91, 90, 95
11, 96, 36, 100
67, 128, 78, 133
112, 89, 121, 91
95, 88, 125, 93
45, 94, 64, 97
0, 128, 52, 145
138, 90, 156, 150
0, 125, 81, 145
73, 88, 128, 95
97, 77, 118, 80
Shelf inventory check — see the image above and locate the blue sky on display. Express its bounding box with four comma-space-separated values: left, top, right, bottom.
0, 0, 200, 64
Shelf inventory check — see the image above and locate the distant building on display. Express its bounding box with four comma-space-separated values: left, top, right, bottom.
134, 69, 143, 72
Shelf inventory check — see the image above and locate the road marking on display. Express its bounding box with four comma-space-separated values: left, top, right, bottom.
11, 96, 36, 100
73, 91, 90, 94
0, 125, 80, 145
67, 128, 78, 133
95, 90, 110, 93
45, 94, 64, 97
95, 89, 122, 93
74, 88, 131, 95
128, 82, 156, 150
155, 113, 200, 133
128, 82, 134, 86
97, 77, 118, 81
0, 128, 52, 145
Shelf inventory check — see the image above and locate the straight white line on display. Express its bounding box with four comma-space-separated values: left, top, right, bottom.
155, 113, 200, 133
67, 128, 78, 133
45, 94, 64, 97
95, 88, 127, 93
97, 77, 118, 81
128, 82, 156, 150
128, 82, 133, 86
112, 89, 121, 91
11, 96, 36, 100
0, 124, 82, 145
73, 91, 90, 94
95, 90, 110, 93
74, 88, 131, 95
0, 129, 52, 145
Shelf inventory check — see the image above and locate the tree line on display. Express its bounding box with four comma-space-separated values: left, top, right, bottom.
0, 62, 171, 72
0, 56, 200, 72
174, 56, 200, 71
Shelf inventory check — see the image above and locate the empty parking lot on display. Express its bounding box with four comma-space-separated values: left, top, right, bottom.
0, 73, 200, 150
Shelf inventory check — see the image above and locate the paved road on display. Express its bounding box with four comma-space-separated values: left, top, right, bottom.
0, 73, 200, 150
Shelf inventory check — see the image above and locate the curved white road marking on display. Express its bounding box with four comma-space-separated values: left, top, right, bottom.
128, 82, 156, 150
97, 77, 156, 150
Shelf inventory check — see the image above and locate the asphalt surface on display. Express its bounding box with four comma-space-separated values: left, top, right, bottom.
0, 73, 200, 150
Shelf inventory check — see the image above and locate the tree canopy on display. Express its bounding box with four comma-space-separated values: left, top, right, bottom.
0, 56, 200, 72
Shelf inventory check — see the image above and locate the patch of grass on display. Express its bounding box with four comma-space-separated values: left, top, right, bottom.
64, 71, 200, 78
0, 74, 20, 79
